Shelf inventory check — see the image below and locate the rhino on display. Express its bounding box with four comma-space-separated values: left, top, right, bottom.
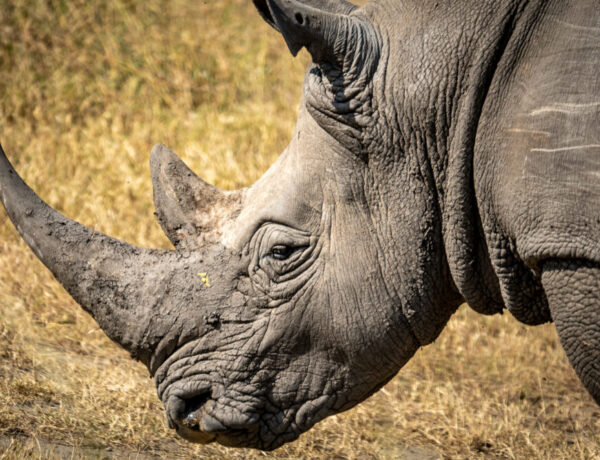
1, 0, 599, 451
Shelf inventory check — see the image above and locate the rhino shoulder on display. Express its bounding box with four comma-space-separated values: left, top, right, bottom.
474, 0, 600, 323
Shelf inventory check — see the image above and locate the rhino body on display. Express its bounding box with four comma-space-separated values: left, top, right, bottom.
1, 0, 599, 450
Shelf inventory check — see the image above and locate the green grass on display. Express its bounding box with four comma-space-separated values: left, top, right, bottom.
0, 1, 599, 458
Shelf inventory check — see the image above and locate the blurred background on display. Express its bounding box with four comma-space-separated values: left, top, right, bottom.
0, 1, 598, 458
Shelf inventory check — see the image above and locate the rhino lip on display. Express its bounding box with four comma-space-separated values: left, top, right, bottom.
167, 390, 261, 446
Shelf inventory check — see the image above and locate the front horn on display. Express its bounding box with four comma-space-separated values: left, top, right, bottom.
0, 145, 217, 368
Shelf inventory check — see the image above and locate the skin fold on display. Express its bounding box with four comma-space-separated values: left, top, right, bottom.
0, 0, 598, 451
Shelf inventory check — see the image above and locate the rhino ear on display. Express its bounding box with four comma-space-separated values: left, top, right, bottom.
254, 0, 360, 65
150, 144, 243, 249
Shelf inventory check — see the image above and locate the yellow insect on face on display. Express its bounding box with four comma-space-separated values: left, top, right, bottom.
197, 272, 210, 287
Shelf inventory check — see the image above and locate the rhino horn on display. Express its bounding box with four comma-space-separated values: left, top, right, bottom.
150, 144, 243, 250
0, 145, 217, 367
259, 0, 363, 64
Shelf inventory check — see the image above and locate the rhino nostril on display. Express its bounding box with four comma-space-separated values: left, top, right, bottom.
181, 392, 211, 430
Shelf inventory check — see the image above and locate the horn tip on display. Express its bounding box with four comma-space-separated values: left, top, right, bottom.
150, 143, 176, 163
150, 144, 184, 181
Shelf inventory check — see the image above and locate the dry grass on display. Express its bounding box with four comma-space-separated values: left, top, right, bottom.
0, 1, 598, 458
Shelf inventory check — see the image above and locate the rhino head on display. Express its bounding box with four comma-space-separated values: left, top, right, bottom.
0, 0, 464, 450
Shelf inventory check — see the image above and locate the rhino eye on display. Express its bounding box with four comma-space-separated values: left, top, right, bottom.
252, 224, 311, 274
270, 245, 296, 260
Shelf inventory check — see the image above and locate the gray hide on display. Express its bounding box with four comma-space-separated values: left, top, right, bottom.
0, 0, 598, 451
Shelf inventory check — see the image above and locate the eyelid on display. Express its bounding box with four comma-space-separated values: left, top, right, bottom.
269, 234, 310, 247
272, 244, 292, 250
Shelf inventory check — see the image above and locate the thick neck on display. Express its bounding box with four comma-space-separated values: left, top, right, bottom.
437, 1, 527, 314
437, 0, 554, 314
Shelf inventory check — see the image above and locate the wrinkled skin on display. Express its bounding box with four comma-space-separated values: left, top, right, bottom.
0, 0, 599, 451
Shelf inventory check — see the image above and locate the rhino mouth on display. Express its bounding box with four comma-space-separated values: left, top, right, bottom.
162, 379, 337, 450
165, 388, 262, 447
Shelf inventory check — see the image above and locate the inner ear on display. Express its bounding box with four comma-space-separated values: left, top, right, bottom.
252, 0, 279, 30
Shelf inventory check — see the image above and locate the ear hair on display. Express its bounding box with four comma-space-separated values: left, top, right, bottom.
252, 0, 357, 30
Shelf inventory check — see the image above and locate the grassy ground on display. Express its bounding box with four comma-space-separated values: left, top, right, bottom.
0, 1, 598, 458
